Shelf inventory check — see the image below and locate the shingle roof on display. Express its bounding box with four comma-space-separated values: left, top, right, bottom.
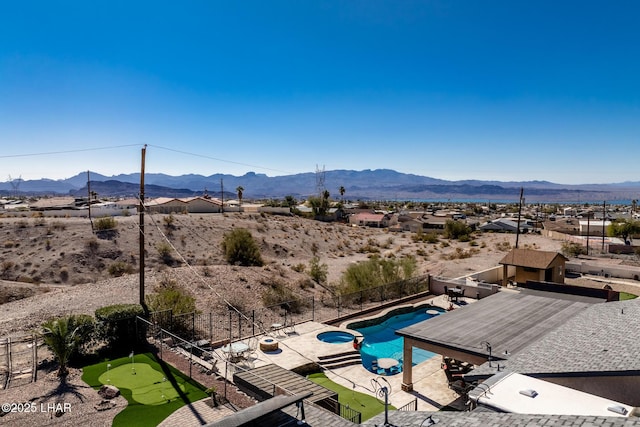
499, 248, 567, 269
396, 291, 598, 361
470, 298, 640, 378
363, 411, 640, 427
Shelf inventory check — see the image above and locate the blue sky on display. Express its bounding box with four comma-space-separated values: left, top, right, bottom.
1, 1, 638, 184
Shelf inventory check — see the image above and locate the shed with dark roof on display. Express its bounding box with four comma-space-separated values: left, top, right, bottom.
499, 248, 568, 286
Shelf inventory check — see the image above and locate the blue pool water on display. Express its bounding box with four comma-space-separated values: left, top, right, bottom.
351, 306, 445, 374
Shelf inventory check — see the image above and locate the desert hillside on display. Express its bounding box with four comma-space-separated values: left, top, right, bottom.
0, 212, 565, 335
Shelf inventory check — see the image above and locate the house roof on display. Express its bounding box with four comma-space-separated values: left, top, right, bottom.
469, 299, 640, 379
30, 197, 76, 209
396, 290, 600, 362
352, 213, 385, 222
145, 197, 184, 206
182, 196, 223, 206
363, 409, 640, 426
499, 249, 567, 269
479, 221, 507, 231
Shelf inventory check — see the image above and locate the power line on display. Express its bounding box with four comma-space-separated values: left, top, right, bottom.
147, 144, 294, 175
0, 144, 142, 159
139, 202, 382, 394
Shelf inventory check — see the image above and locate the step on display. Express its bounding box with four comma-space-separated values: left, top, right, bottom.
317, 350, 360, 360
319, 354, 362, 364
321, 359, 363, 369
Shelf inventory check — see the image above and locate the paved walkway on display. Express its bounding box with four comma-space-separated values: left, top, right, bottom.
158, 399, 235, 427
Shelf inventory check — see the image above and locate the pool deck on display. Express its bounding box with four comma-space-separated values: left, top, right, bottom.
217, 294, 474, 412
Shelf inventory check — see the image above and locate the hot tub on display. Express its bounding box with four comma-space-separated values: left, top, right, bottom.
316, 331, 355, 344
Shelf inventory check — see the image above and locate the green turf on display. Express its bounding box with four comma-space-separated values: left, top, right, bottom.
619, 292, 638, 300
308, 372, 395, 421
82, 352, 208, 427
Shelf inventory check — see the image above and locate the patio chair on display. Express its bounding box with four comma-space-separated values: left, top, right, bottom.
246, 337, 258, 360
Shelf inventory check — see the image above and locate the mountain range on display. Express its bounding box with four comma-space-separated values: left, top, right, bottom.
1, 169, 639, 203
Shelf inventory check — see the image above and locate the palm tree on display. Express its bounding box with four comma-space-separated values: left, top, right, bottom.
236, 186, 244, 206
41, 317, 81, 378
632, 199, 637, 215
339, 186, 345, 201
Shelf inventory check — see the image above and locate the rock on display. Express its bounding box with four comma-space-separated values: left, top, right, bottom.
98, 384, 120, 399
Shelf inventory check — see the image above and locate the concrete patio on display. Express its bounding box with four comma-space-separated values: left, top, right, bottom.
215, 294, 473, 412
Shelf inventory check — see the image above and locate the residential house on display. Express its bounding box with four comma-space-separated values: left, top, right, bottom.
145, 196, 222, 214
349, 212, 389, 228
479, 218, 534, 233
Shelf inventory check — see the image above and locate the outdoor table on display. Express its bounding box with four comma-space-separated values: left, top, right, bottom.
221, 342, 250, 361
377, 358, 399, 370
270, 323, 284, 335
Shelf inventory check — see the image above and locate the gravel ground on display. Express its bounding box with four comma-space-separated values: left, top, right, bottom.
0, 367, 127, 427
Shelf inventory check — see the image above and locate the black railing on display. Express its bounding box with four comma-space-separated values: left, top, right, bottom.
397, 398, 418, 412
145, 274, 430, 344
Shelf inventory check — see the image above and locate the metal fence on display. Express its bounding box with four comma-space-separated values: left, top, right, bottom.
397, 398, 418, 412
0, 334, 39, 389
147, 275, 430, 344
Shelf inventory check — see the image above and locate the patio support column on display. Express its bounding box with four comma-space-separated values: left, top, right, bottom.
401, 338, 413, 392
502, 265, 508, 287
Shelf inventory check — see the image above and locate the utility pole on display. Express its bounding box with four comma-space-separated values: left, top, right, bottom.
87, 170, 94, 232
220, 178, 224, 214
515, 187, 524, 248
586, 213, 590, 255
602, 200, 606, 253
139, 145, 148, 315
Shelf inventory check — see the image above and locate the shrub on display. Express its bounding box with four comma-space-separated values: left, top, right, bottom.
94, 216, 117, 231
291, 263, 306, 273
145, 276, 196, 316
443, 247, 480, 260
495, 241, 511, 251
221, 228, 264, 266
338, 255, 417, 296
108, 261, 135, 277
308, 256, 328, 284
156, 242, 174, 264
59, 268, 69, 282
444, 220, 472, 240
412, 230, 439, 244
95, 303, 145, 348
561, 241, 587, 257
85, 237, 99, 253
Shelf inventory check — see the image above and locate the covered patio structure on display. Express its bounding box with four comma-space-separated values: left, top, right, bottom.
396, 290, 603, 392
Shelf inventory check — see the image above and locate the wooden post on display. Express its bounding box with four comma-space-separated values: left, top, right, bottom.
139, 145, 148, 315
87, 170, 93, 232
515, 187, 524, 249
602, 200, 606, 252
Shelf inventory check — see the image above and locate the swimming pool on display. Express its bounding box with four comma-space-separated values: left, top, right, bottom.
349, 305, 445, 374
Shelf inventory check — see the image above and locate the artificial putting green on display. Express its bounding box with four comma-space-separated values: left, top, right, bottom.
82, 352, 207, 427
308, 372, 395, 421
99, 363, 187, 405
